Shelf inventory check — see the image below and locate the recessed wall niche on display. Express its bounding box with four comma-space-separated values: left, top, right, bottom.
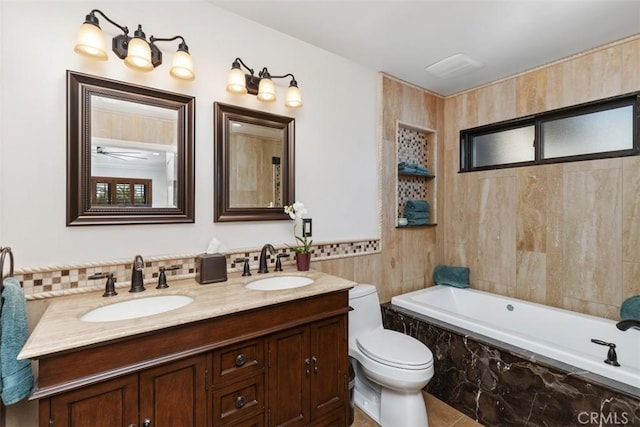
396, 123, 437, 227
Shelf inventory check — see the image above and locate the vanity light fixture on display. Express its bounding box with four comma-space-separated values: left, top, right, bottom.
226, 58, 302, 108
74, 9, 195, 81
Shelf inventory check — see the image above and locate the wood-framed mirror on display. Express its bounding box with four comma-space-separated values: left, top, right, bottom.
214, 102, 295, 222
67, 70, 195, 225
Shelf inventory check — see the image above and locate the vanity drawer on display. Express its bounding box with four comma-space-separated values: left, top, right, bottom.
213, 338, 264, 384
212, 374, 264, 426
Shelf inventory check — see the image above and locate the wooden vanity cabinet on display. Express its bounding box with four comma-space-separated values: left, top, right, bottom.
36, 290, 349, 427
45, 354, 207, 427
268, 315, 347, 427
139, 354, 208, 426
47, 373, 138, 427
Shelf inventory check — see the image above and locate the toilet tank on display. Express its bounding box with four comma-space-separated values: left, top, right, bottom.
349, 284, 383, 341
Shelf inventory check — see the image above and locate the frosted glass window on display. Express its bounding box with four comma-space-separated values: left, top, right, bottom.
460, 92, 638, 172
471, 125, 535, 168
542, 105, 633, 159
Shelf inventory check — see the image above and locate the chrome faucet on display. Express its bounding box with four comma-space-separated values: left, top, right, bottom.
616, 319, 640, 331
130, 254, 146, 293
258, 244, 275, 274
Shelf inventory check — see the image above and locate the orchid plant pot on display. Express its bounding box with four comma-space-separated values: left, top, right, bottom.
295, 252, 311, 271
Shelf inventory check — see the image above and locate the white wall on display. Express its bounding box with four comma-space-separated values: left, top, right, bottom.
0, 1, 379, 267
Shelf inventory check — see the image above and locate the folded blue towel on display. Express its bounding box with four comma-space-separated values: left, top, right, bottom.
404, 199, 430, 212
407, 218, 429, 226
620, 295, 640, 320
398, 162, 431, 176
433, 264, 470, 288
404, 211, 429, 220
1, 278, 33, 405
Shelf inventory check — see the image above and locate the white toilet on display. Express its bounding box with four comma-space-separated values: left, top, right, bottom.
349, 284, 434, 427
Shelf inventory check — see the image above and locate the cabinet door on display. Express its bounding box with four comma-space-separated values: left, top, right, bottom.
267, 326, 310, 427
48, 374, 138, 427
309, 315, 347, 421
139, 354, 208, 427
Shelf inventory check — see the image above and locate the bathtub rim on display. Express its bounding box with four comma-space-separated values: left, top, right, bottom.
385, 302, 640, 400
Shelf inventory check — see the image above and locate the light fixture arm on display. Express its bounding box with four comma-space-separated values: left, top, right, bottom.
150, 35, 188, 49
233, 57, 255, 77
87, 9, 128, 36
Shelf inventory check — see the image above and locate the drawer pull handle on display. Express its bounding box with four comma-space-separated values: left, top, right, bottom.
235, 395, 246, 409
235, 353, 246, 367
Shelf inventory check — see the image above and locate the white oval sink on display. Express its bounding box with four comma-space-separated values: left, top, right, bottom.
245, 276, 313, 291
80, 295, 194, 322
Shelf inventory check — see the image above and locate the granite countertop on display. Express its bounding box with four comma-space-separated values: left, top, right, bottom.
19, 268, 355, 360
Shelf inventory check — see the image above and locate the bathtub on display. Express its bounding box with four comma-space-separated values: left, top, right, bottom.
391, 285, 640, 391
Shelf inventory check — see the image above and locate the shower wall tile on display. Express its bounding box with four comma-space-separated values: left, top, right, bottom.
441, 36, 640, 319
622, 39, 640, 93
515, 68, 547, 116
515, 251, 546, 304
516, 168, 547, 252
562, 166, 622, 307
474, 175, 517, 296
622, 261, 640, 301
622, 156, 640, 263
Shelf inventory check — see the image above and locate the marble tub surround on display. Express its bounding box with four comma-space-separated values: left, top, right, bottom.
14, 239, 379, 299
381, 305, 640, 426
19, 268, 355, 360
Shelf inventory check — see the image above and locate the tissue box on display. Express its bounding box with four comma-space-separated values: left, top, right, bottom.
196, 253, 227, 284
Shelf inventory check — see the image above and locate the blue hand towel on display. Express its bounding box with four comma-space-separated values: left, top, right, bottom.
404, 199, 430, 213
407, 218, 429, 226
1, 278, 34, 405
433, 264, 470, 288
620, 295, 640, 320
403, 211, 429, 220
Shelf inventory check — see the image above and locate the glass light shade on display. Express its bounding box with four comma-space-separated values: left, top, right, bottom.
226, 68, 247, 94
124, 37, 153, 71
285, 85, 303, 108
170, 50, 195, 81
257, 78, 276, 102
74, 23, 107, 60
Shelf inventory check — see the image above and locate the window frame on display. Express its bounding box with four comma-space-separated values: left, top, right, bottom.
91, 176, 153, 207
459, 92, 640, 172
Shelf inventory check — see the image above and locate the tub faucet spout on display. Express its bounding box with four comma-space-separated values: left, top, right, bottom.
616, 319, 640, 331
130, 254, 146, 293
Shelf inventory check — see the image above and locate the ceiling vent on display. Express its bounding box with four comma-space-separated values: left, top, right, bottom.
425, 53, 484, 79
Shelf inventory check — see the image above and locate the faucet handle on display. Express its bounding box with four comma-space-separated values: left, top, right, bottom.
235, 258, 251, 276
157, 265, 179, 289
275, 253, 290, 271
89, 273, 117, 297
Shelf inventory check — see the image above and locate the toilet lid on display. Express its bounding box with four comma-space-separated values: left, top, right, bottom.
356, 329, 433, 370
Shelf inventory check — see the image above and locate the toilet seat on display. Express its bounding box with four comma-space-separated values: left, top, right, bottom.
356, 329, 433, 370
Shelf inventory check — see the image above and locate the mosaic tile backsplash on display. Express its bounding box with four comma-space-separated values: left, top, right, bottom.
15, 239, 380, 299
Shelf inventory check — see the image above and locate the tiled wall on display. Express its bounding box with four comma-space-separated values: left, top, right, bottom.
15, 239, 380, 299
441, 35, 640, 319
379, 76, 444, 303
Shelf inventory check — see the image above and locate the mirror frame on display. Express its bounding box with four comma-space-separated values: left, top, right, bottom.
214, 102, 294, 222
67, 70, 195, 225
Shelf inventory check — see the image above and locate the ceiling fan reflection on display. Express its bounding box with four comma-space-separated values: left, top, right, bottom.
93, 146, 148, 161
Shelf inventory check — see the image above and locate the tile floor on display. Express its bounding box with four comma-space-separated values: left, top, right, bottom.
352, 392, 483, 427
